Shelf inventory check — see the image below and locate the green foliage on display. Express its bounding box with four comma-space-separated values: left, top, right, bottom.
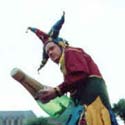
112, 98, 125, 121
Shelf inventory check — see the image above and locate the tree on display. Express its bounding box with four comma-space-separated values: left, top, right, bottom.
112, 98, 125, 123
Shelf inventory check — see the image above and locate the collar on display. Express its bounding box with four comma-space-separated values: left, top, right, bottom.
58, 49, 66, 74
59, 49, 64, 65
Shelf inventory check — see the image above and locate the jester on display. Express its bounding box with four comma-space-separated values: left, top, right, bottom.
27, 12, 118, 125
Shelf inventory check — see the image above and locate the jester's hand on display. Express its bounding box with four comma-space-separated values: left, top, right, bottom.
35, 88, 57, 104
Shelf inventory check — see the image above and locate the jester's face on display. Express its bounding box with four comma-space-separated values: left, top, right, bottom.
45, 42, 62, 63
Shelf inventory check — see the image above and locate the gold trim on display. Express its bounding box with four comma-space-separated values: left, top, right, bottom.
89, 75, 102, 79
59, 49, 67, 75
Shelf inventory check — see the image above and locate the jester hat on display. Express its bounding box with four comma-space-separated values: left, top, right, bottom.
27, 12, 68, 72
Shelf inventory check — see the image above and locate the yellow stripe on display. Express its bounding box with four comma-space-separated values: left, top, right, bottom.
59, 49, 67, 75
85, 96, 111, 125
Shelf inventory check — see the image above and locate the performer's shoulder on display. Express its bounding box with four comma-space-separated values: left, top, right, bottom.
65, 46, 84, 53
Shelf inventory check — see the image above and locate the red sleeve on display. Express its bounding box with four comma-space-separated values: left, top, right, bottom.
57, 48, 90, 94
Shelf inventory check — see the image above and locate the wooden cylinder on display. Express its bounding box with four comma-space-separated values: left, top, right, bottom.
11, 68, 44, 97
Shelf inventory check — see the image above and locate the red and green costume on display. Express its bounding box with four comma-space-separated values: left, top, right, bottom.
27, 12, 118, 125
56, 46, 118, 125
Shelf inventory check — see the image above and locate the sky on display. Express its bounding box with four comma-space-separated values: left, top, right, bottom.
0, 0, 125, 119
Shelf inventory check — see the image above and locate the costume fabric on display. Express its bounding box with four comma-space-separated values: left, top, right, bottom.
27, 12, 118, 124
57, 46, 118, 125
